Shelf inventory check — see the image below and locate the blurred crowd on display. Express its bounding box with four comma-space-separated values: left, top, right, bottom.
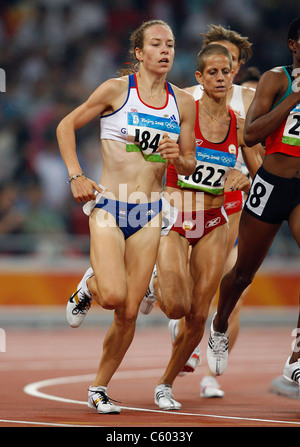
0, 0, 298, 257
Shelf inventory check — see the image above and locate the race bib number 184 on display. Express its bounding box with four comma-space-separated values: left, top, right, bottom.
126, 112, 180, 162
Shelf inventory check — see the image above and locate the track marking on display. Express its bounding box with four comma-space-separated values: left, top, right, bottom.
24, 370, 300, 426
0, 419, 100, 427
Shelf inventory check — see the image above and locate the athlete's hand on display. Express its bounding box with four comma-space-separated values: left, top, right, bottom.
70, 176, 104, 203
157, 132, 179, 163
227, 171, 251, 194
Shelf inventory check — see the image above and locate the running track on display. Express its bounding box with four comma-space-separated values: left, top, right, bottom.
1, 312, 300, 430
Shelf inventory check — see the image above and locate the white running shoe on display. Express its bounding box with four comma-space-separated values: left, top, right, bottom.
283, 357, 300, 385
168, 319, 201, 376
200, 375, 225, 398
139, 264, 157, 314
66, 267, 94, 328
88, 386, 121, 414
179, 346, 201, 376
206, 313, 228, 376
168, 319, 179, 342
154, 384, 181, 410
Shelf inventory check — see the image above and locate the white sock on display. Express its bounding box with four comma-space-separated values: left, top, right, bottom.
89, 385, 107, 394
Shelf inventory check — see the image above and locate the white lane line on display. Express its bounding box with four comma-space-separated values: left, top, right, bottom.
0, 419, 99, 427
24, 370, 300, 426
24, 373, 94, 404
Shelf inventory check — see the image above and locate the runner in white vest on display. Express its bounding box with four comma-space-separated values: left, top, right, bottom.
57, 20, 196, 415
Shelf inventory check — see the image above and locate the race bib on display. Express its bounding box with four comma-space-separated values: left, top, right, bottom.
245, 174, 274, 216
282, 103, 300, 146
126, 112, 180, 162
177, 146, 236, 195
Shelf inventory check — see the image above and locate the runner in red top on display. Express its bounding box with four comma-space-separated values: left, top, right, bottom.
152, 44, 261, 410
182, 26, 263, 398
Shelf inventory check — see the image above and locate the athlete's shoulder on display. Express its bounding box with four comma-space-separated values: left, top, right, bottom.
241, 84, 255, 99
101, 76, 129, 93
169, 84, 196, 125
171, 84, 195, 106
262, 66, 287, 84
239, 84, 255, 114
183, 85, 197, 95
96, 76, 129, 94
257, 67, 289, 97
270, 65, 287, 75
87, 76, 129, 112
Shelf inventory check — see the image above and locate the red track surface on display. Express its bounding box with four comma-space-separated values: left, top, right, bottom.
1, 321, 300, 429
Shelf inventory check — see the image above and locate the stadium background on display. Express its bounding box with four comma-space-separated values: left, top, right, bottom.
0, 0, 299, 319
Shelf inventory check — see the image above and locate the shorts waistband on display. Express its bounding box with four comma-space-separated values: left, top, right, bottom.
258, 166, 299, 185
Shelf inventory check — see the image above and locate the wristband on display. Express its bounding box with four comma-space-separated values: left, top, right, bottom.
67, 172, 85, 183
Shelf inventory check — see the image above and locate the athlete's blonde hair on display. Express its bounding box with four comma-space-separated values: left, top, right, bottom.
201, 24, 252, 64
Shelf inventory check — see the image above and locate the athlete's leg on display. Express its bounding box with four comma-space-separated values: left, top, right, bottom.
214, 210, 281, 333
222, 211, 242, 351
225, 211, 241, 259
226, 245, 250, 354
90, 211, 162, 387
206, 211, 242, 349
88, 208, 127, 309
288, 204, 300, 249
157, 224, 228, 386
201, 213, 243, 394
155, 230, 191, 319
287, 204, 300, 364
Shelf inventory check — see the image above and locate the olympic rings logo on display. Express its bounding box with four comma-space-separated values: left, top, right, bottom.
221, 156, 233, 164
165, 121, 177, 130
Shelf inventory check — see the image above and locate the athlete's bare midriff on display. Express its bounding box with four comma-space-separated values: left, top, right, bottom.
100, 139, 166, 202
263, 153, 300, 179
164, 185, 224, 212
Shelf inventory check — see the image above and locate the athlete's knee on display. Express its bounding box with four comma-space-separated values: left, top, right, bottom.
183, 311, 208, 345
118, 309, 138, 329
113, 307, 137, 334
163, 298, 190, 320
99, 285, 127, 310
190, 308, 209, 330
160, 285, 190, 319
232, 267, 254, 291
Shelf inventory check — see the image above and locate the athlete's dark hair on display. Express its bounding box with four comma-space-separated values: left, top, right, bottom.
287, 17, 300, 42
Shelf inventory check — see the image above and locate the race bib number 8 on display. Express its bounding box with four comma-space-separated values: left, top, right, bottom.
126, 112, 180, 162
282, 104, 300, 146
246, 174, 274, 216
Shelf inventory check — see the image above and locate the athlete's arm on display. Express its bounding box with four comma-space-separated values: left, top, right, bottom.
57, 78, 127, 202
158, 88, 196, 175
244, 69, 300, 146
237, 118, 263, 178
